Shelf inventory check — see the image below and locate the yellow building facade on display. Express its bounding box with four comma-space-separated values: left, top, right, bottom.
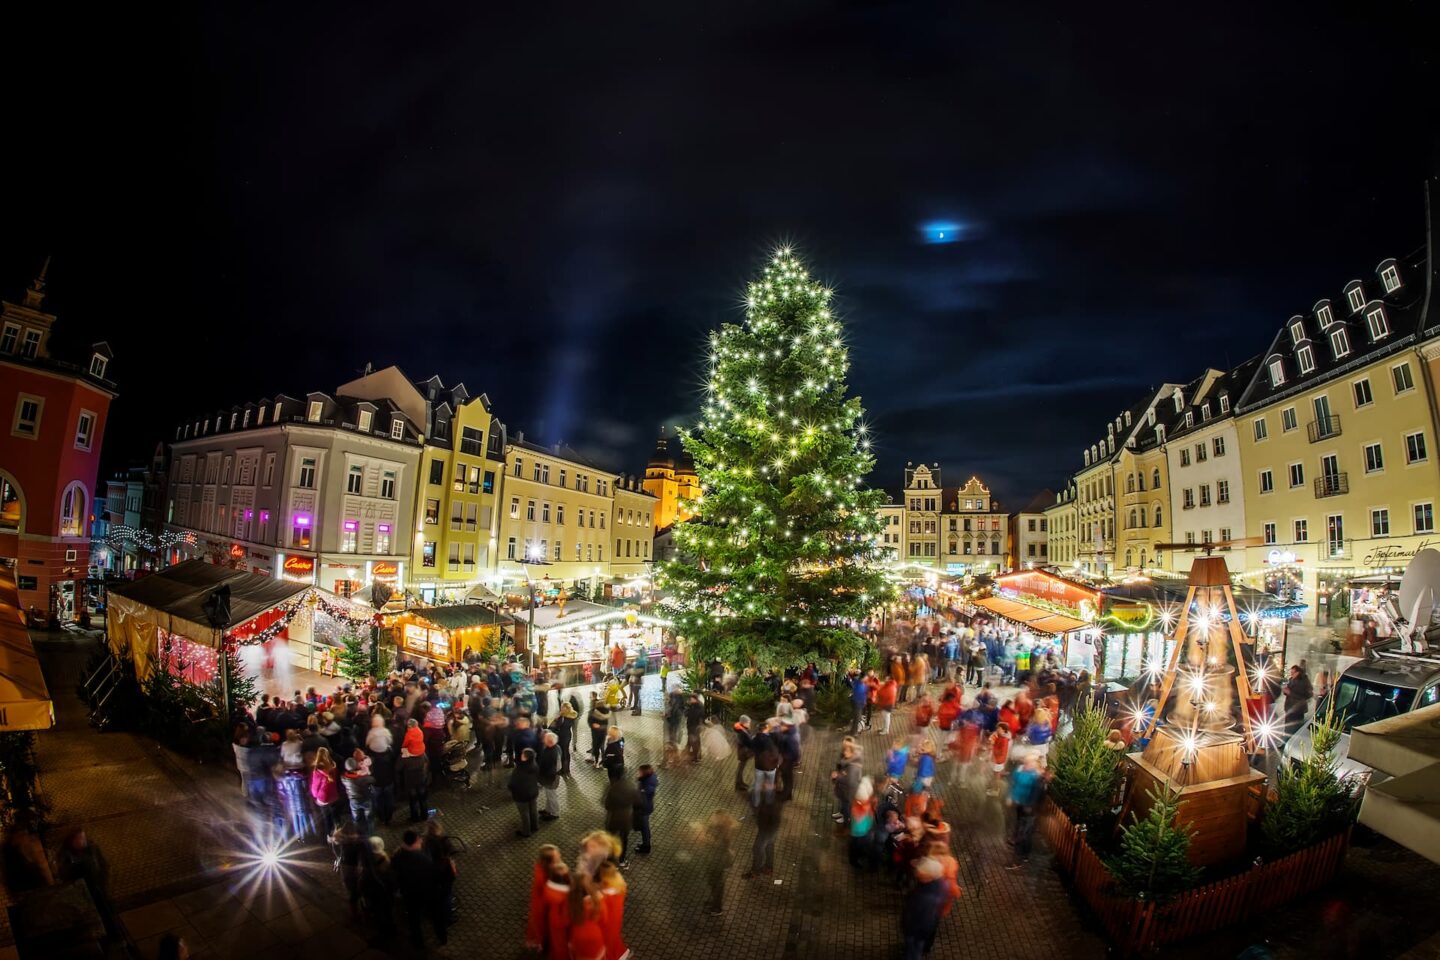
643, 432, 699, 531
610, 480, 657, 579
409, 382, 506, 601
497, 436, 628, 593
1235, 248, 1439, 617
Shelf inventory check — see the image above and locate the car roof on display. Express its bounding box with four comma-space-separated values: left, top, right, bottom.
1342, 656, 1440, 688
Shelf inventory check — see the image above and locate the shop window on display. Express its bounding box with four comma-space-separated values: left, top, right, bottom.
423, 541, 436, 567
376, 524, 391, 553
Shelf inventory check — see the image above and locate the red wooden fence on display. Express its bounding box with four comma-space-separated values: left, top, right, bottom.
1041, 800, 1350, 956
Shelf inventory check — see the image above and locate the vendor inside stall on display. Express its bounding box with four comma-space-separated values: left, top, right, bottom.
389, 604, 508, 667
525, 603, 673, 686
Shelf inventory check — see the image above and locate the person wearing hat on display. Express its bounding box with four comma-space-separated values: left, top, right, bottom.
902, 856, 952, 959
342, 756, 376, 833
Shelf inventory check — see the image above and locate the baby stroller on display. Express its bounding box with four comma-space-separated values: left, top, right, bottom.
442, 738, 475, 789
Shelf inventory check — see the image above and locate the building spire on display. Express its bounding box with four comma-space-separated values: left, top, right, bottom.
23, 256, 51, 309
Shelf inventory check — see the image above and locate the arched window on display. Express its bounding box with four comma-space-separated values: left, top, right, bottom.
1137, 472, 1146, 492
1128, 509, 1137, 528
0, 474, 23, 531
1152, 468, 1161, 488
1154, 505, 1163, 527
1126, 474, 1135, 494
1139, 510, 1147, 528
1139, 549, 1147, 569
59, 481, 86, 537
1125, 549, 1133, 568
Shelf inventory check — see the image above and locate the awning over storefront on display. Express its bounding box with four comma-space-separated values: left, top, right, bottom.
409, 605, 510, 632
0, 566, 53, 731
973, 596, 1088, 634
1352, 702, 1440, 865
106, 561, 312, 678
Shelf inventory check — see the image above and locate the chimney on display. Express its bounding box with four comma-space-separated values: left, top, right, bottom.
515, 430, 525, 444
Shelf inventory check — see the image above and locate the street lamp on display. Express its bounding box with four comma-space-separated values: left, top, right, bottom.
513, 545, 552, 670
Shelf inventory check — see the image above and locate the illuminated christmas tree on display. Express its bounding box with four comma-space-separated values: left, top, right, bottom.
661, 247, 891, 668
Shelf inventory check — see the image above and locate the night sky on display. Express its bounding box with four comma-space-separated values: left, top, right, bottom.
4, 4, 1436, 506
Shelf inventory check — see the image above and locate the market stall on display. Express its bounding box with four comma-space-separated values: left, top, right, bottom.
389, 604, 508, 666
104, 560, 373, 681
974, 569, 1103, 671
1345, 572, 1402, 651
524, 602, 672, 679
0, 566, 53, 731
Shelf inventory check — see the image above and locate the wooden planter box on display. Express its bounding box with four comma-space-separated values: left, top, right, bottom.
1040, 799, 1350, 956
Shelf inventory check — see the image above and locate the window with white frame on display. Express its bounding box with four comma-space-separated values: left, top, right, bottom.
74, 410, 95, 450
263, 454, 275, 487
1297, 344, 1316, 374
1289, 319, 1305, 344
526, 500, 536, 521
347, 465, 363, 494
59, 482, 85, 536
1294, 519, 1308, 542
1217, 479, 1230, 503
1352, 378, 1373, 408
1220, 527, 1232, 542
1213, 436, 1226, 457
381, 470, 396, 499
1315, 302, 1333, 327
20, 330, 39, 357
1416, 503, 1435, 535
390, 419, 405, 440
90, 353, 108, 378
1288, 463, 1304, 488
358, 410, 373, 433
13, 395, 41, 437
1269, 359, 1285, 387
1406, 432, 1428, 464
1201, 403, 1211, 421
1364, 442, 1384, 473
1381, 264, 1401, 293
1253, 418, 1268, 441
1263, 522, 1277, 545
298, 457, 316, 488
1330, 328, 1350, 359
1372, 508, 1389, 537
0, 323, 17, 353
1393, 362, 1415, 395
1346, 284, 1365, 313
1366, 306, 1390, 340
510, 496, 519, 518
307, 400, 323, 422
1220, 395, 1230, 414
1180, 448, 1191, 467
1281, 408, 1298, 432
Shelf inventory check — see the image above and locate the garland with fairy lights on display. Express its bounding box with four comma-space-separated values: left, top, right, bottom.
225, 592, 377, 646
658, 248, 894, 668
101, 525, 196, 553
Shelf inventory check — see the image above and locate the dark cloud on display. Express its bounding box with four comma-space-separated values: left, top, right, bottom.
2, 2, 1434, 506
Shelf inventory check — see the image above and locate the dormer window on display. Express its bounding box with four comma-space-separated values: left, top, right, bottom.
272, 402, 282, 423
1288, 317, 1306, 344
1219, 395, 1230, 414
1173, 391, 1183, 412
307, 400, 323, 422
1269, 358, 1286, 387
1315, 301, 1334, 327
229, 412, 238, 430
1379, 260, 1401, 294
1124, 411, 1132, 427
242, 409, 251, 428
1330, 328, 1351, 359
1155, 424, 1165, 443
1147, 408, 1156, 426
358, 410, 373, 433
1201, 403, 1211, 421
89, 354, 108, 379
1297, 344, 1316, 374
1184, 411, 1193, 427
390, 418, 406, 440
1345, 282, 1365, 313
1366, 304, 1390, 341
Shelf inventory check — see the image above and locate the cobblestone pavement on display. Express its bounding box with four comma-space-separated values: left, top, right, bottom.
16, 635, 1440, 960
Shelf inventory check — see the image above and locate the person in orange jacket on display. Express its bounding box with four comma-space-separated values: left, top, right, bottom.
876, 676, 900, 735
926, 839, 963, 917
598, 860, 630, 960
542, 862, 572, 960
525, 844, 563, 950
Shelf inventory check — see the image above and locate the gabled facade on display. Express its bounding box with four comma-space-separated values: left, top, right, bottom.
901, 463, 942, 563
1235, 228, 1438, 613
1043, 484, 1079, 568
941, 476, 1008, 573
0, 263, 117, 620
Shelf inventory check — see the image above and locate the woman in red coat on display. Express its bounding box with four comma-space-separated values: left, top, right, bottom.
526, 844, 562, 950
598, 860, 630, 960
543, 864, 572, 960
568, 873, 608, 960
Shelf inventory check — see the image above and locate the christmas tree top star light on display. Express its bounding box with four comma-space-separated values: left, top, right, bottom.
660, 247, 893, 669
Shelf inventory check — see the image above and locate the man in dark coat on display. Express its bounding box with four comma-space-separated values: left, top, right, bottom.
342, 758, 376, 833
685, 694, 705, 763
390, 830, 437, 947
508, 748, 541, 837
396, 749, 429, 824
604, 774, 639, 866
732, 715, 755, 791
901, 857, 951, 959
537, 732, 562, 821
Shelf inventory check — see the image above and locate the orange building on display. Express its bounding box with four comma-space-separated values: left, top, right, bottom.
0, 262, 116, 622
642, 431, 699, 531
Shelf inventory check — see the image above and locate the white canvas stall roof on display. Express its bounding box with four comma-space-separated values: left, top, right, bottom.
1352, 702, 1440, 864
107, 560, 310, 632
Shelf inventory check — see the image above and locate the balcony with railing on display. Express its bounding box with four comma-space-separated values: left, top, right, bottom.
1308, 415, 1342, 443
1314, 473, 1348, 498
